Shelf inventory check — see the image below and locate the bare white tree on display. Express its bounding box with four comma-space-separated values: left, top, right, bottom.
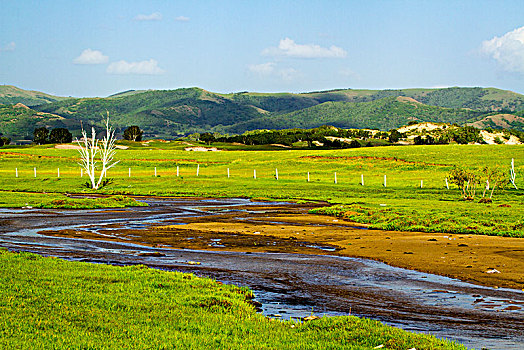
510, 158, 518, 189
76, 117, 119, 189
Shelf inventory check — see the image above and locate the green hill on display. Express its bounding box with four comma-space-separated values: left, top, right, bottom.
224, 96, 485, 133
0, 103, 66, 139
1, 86, 523, 139
0, 85, 68, 107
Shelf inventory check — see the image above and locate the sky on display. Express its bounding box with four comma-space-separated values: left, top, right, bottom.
1, 0, 524, 97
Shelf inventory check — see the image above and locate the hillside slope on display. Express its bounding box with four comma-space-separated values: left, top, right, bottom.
224, 97, 484, 133
1, 86, 523, 138
0, 85, 68, 106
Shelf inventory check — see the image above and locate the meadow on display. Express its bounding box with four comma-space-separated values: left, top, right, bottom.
0, 142, 522, 237
0, 249, 467, 349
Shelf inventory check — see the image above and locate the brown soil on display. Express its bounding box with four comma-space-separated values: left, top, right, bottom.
41, 203, 524, 291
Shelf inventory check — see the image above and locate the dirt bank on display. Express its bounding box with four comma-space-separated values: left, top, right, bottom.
41, 201, 524, 291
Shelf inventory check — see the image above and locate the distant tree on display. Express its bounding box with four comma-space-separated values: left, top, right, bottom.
33, 127, 49, 145
123, 126, 143, 141
388, 130, 401, 143
0, 136, 10, 146
199, 132, 216, 145
49, 128, 73, 144
414, 136, 424, 145
349, 140, 361, 148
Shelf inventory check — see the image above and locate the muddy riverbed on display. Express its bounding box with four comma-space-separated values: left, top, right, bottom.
1, 197, 523, 349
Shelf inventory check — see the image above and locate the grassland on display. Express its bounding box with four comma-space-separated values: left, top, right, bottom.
0, 249, 466, 349
0, 142, 522, 237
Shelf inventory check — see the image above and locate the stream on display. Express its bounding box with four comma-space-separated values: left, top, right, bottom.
0, 197, 523, 349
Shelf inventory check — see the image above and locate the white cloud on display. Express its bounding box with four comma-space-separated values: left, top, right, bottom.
248, 62, 300, 82
0, 42, 15, 52
106, 59, 165, 75
262, 38, 347, 58
73, 49, 109, 64
135, 12, 162, 21
175, 16, 190, 22
339, 68, 360, 80
481, 26, 524, 73
248, 62, 275, 75
278, 68, 299, 81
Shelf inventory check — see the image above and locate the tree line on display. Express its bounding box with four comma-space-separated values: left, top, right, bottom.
32, 125, 143, 144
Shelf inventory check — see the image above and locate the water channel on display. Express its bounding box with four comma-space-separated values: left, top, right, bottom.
0, 197, 523, 349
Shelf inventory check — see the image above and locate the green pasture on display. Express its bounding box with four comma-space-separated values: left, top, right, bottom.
0, 249, 466, 349
0, 143, 522, 236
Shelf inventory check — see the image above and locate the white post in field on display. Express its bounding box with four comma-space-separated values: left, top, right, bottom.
275, 168, 278, 180
361, 174, 364, 186
383, 175, 387, 187
176, 166, 179, 177
154, 167, 157, 177
34, 167, 37, 178
196, 164, 200, 176
420, 180, 423, 188
307, 172, 310, 182
57, 168, 60, 178
445, 178, 449, 189
334, 172, 337, 184
253, 169, 256, 179
15, 168, 18, 178
128, 168, 131, 177
227, 168, 230, 178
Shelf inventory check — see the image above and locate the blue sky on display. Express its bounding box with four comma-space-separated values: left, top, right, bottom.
1, 0, 523, 97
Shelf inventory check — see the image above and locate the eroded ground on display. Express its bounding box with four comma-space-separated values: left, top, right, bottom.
41, 201, 524, 291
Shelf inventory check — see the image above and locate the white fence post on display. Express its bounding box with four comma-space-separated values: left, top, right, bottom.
253, 169, 256, 179
383, 175, 387, 187
307, 172, 310, 182
154, 167, 157, 177
420, 180, 423, 188
15, 168, 18, 178
177, 166, 179, 177
275, 168, 278, 180
334, 172, 337, 184
227, 168, 230, 178
361, 174, 364, 186
196, 164, 200, 176
57, 168, 60, 178
445, 178, 449, 189
34, 167, 37, 178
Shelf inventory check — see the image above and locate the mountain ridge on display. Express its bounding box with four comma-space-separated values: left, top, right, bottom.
1, 85, 524, 139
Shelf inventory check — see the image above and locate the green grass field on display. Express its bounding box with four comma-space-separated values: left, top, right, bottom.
0, 249, 467, 349
0, 142, 522, 236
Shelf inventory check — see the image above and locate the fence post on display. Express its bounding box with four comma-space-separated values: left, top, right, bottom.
275, 168, 278, 180
34, 167, 37, 178
154, 167, 157, 177
196, 164, 200, 176
253, 169, 256, 179
227, 168, 230, 178
445, 178, 449, 189
15, 168, 18, 178
334, 172, 337, 184
420, 180, 423, 188
307, 172, 310, 182
383, 175, 387, 187
361, 174, 364, 186
57, 168, 60, 178
177, 166, 179, 177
